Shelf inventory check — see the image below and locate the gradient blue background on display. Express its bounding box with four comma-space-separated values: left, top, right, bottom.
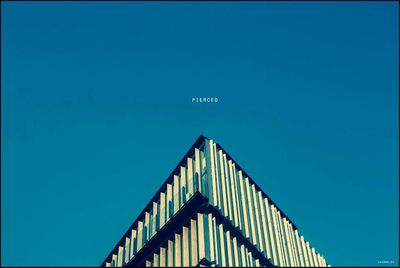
1, 2, 398, 266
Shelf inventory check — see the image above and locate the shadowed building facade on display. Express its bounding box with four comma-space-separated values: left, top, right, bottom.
101, 135, 330, 267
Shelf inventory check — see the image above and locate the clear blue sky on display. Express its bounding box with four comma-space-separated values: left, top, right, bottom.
1, 2, 398, 267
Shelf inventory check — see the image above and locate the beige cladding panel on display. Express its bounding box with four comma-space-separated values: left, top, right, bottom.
287, 223, 296, 266
207, 213, 215, 262
152, 202, 158, 236
208, 140, 218, 206
137, 221, 143, 251
258, 192, 271, 259
301, 236, 310, 267
187, 157, 194, 195
229, 160, 240, 227
283, 219, 294, 267
212, 217, 219, 266
167, 240, 174, 267
225, 230, 233, 267
290, 225, 300, 267
117, 246, 124, 267
250, 252, 255, 267
271, 206, 284, 266
180, 166, 186, 204
223, 154, 234, 221
287, 219, 297, 267
111, 254, 117, 267
322, 256, 327, 267
153, 253, 159, 267
294, 230, 305, 267
277, 211, 289, 266
197, 213, 206, 260
251, 184, 264, 253
159, 247, 166, 267
265, 198, 278, 265
239, 171, 250, 239
219, 150, 228, 217
317, 253, 323, 267
190, 219, 198, 266
213, 143, 223, 211
194, 148, 200, 191
245, 248, 250, 266
130, 229, 136, 259
232, 163, 243, 230
289, 224, 300, 267
201, 150, 206, 174
175, 234, 181, 267
232, 237, 240, 267
306, 242, 314, 267
166, 184, 172, 222
245, 177, 257, 246
173, 175, 180, 214
218, 224, 227, 267
240, 245, 247, 267
321, 255, 326, 267
144, 212, 150, 241
182, 227, 190, 266
312, 247, 318, 267
159, 192, 166, 228
124, 238, 130, 264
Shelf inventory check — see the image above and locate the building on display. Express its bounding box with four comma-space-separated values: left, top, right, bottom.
101, 135, 330, 267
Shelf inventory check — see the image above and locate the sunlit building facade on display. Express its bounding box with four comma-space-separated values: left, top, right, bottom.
101, 135, 330, 267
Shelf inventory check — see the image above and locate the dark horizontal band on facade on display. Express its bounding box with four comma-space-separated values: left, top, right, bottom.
124, 190, 275, 267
